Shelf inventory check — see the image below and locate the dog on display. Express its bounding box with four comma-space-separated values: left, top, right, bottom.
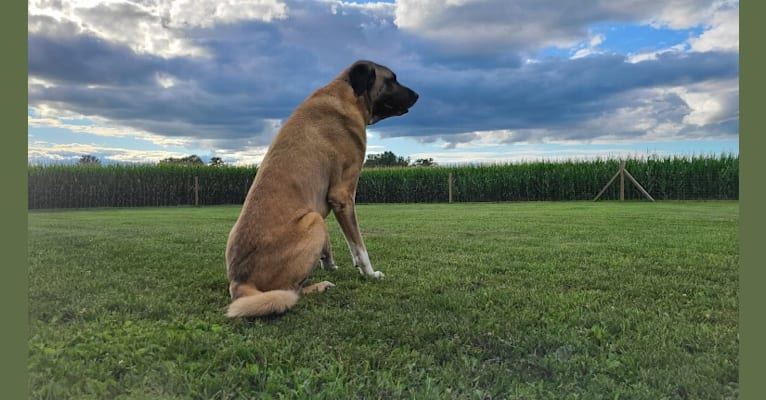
225, 60, 418, 318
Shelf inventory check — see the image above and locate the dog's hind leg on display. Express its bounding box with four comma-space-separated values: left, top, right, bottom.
226, 212, 332, 318
290, 212, 336, 293
320, 230, 338, 271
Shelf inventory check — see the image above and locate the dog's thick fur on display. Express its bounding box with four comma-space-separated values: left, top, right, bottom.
225, 60, 418, 318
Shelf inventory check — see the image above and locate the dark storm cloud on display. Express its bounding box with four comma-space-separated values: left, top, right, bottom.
375, 50, 739, 140
29, 29, 165, 86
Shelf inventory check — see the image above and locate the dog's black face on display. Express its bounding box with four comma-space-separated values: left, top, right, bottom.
348, 60, 419, 125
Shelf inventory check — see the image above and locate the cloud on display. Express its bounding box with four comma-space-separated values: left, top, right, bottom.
164, 0, 288, 28
27, 0, 739, 165
27, 141, 191, 164
28, 0, 290, 58
393, 0, 723, 53
571, 33, 605, 59
28, 1, 401, 145
28, 26, 175, 86
668, 78, 739, 127
387, 50, 738, 140
687, 3, 739, 52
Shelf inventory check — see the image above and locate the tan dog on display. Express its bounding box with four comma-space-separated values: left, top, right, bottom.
225, 60, 418, 317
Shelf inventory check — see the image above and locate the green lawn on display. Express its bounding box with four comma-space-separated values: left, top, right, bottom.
28, 202, 739, 399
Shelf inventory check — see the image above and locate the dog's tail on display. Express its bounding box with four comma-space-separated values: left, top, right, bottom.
226, 288, 300, 318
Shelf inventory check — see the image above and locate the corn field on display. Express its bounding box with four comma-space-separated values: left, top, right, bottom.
28, 155, 738, 209
28, 164, 256, 209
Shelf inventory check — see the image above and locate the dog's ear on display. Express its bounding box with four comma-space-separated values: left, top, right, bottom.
348, 61, 376, 97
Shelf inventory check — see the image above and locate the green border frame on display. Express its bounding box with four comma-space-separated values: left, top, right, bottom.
739, 0, 762, 398
2, 1, 28, 398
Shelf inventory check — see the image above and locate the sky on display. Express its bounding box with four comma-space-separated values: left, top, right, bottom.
27, 0, 739, 166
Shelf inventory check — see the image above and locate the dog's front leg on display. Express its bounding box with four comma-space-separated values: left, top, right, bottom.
329, 192, 384, 279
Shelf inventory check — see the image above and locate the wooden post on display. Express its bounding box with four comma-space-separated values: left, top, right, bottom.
448, 172, 453, 203
593, 169, 621, 201
194, 176, 199, 207
619, 160, 625, 201
594, 160, 655, 202
623, 168, 655, 202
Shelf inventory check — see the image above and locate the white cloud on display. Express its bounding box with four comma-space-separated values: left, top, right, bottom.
667, 78, 739, 126
626, 1, 736, 63
626, 43, 688, 63
394, 0, 724, 52
206, 146, 270, 166
688, 4, 738, 52
28, 0, 289, 58
571, 33, 605, 59
27, 136, 271, 165
28, 105, 279, 165
579, 98, 686, 142
155, 72, 178, 88
27, 141, 189, 164
28, 107, 188, 147
580, 78, 738, 141
421, 129, 539, 150
648, 0, 719, 29
394, 0, 582, 51
165, 0, 288, 29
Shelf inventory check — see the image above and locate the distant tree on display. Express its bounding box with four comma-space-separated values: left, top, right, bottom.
209, 157, 226, 167
413, 158, 436, 167
159, 155, 204, 166
364, 151, 410, 168
78, 155, 101, 166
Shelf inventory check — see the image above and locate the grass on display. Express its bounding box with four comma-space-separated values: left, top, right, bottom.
28, 202, 739, 399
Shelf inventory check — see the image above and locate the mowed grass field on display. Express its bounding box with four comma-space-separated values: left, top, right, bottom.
28, 202, 739, 399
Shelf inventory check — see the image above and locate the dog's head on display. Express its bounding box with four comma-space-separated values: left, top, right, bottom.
347, 60, 419, 125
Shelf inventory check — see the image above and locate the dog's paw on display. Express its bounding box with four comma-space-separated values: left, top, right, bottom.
316, 281, 335, 292
356, 266, 385, 279
303, 281, 335, 294
370, 270, 385, 279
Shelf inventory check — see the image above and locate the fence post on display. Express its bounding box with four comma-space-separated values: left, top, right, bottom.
448, 172, 453, 203
194, 176, 199, 207
594, 160, 654, 202
619, 160, 625, 201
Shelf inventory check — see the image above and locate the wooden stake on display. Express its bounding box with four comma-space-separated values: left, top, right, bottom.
619, 160, 625, 201
194, 176, 199, 207
448, 172, 453, 203
593, 169, 621, 201
593, 160, 654, 202
623, 168, 655, 202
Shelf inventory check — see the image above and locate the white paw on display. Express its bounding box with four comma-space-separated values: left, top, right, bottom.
370, 270, 385, 279
356, 264, 384, 279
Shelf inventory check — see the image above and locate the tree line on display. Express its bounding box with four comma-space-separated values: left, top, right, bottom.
78, 152, 433, 168
79, 154, 226, 167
